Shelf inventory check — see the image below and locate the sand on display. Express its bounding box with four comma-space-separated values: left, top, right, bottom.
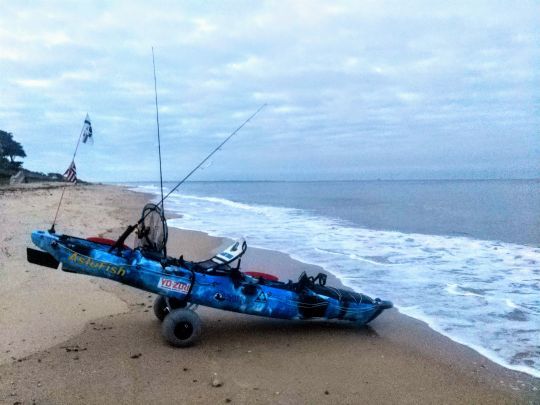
0, 184, 538, 404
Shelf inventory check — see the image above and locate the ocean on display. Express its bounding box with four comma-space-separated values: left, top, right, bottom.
129, 179, 540, 378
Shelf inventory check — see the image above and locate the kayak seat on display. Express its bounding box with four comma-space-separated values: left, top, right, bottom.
191, 239, 247, 275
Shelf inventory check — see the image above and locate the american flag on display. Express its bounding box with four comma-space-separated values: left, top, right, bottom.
63, 161, 77, 183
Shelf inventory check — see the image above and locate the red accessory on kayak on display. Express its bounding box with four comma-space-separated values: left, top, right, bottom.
244, 271, 279, 281
87, 237, 129, 249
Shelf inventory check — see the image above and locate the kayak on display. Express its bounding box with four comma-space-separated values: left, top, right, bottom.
28, 228, 392, 346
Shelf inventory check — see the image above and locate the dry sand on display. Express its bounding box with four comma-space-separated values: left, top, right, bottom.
0, 184, 538, 404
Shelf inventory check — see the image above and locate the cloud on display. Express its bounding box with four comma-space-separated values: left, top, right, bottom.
0, 0, 538, 181
13, 78, 54, 88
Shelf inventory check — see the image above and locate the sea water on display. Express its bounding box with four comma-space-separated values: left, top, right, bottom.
129, 180, 540, 378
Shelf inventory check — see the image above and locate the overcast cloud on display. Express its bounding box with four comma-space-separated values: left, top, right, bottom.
1, 0, 538, 181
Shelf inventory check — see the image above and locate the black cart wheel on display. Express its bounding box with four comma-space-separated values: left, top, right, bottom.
153, 295, 168, 321
162, 309, 201, 347
153, 295, 188, 322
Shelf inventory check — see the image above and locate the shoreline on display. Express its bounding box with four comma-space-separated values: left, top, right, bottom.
138, 184, 540, 382
1, 184, 538, 403
129, 184, 540, 390
165, 227, 540, 388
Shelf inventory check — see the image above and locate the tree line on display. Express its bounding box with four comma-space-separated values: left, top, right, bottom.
0, 129, 26, 170
0, 129, 67, 183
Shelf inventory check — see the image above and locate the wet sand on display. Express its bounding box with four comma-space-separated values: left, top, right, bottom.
0, 184, 538, 404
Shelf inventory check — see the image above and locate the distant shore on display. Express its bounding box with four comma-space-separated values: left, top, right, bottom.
0, 180, 75, 191
0, 184, 538, 404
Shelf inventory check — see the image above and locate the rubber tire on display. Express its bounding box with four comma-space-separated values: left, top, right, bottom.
153, 295, 168, 321
162, 309, 201, 347
153, 296, 188, 322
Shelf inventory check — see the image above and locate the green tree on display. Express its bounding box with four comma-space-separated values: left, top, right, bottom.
0, 130, 26, 164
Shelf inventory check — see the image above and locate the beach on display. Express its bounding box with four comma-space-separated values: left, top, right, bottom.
0, 184, 538, 404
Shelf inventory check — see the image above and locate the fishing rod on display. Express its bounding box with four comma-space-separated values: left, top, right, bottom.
108, 103, 267, 253
160, 103, 266, 204
151, 47, 167, 258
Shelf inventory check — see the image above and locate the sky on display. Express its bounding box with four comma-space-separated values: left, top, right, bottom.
0, 0, 539, 182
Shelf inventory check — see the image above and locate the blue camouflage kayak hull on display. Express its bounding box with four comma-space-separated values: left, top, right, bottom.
30, 230, 392, 324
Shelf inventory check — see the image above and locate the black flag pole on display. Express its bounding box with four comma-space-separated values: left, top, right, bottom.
49, 115, 91, 232
70, 117, 87, 163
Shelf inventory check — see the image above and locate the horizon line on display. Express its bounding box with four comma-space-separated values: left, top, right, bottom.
105, 177, 540, 184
